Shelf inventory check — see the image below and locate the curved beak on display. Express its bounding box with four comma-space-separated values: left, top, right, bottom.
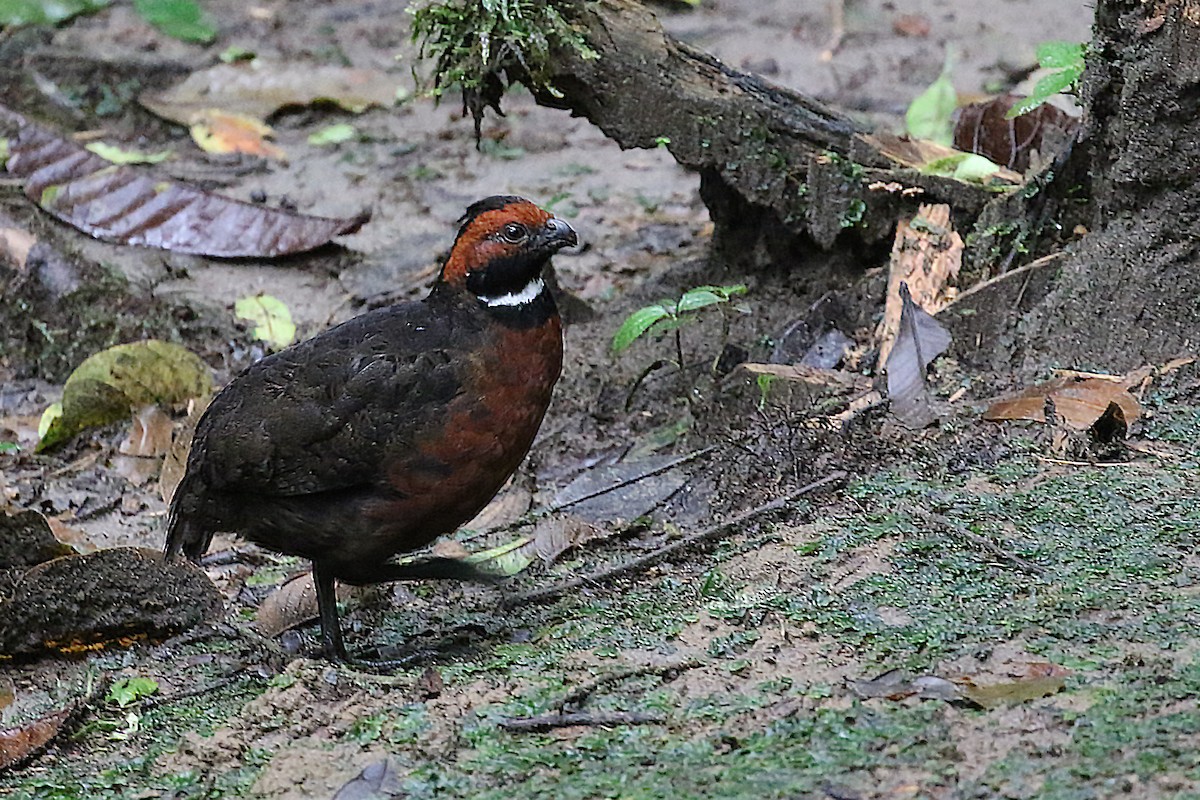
541, 216, 579, 251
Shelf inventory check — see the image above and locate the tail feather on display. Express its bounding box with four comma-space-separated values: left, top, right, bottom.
164, 472, 215, 562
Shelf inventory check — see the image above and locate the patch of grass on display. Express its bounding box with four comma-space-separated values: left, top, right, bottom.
774, 460, 1200, 670
436, 699, 959, 800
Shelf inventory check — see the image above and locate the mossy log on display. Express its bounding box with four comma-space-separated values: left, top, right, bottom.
513, 0, 1001, 267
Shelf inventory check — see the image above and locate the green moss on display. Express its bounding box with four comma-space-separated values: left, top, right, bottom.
410, 0, 597, 130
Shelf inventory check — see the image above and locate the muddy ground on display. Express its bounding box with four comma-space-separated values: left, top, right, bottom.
5, 1, 1200, 799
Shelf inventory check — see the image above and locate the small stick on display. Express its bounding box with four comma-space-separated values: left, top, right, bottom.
461, 446, 719, 543
504, 471, 847, 607
945, 252, 1064, 306
497, 711, 664, 733
915, 510, 1044, 576
554, 659, 703, 711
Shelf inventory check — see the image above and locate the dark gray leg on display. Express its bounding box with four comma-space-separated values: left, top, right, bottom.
313, 561, 350, 662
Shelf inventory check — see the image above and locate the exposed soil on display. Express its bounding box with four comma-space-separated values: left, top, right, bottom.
8, 2, 1200, 800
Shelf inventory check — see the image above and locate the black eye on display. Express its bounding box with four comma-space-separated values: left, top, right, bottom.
500, 222, 527, 243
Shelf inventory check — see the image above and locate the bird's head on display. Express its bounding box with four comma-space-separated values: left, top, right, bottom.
439, 196, 578, 308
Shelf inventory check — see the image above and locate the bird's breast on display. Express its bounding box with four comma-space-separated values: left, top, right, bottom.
376, 316, 563, 540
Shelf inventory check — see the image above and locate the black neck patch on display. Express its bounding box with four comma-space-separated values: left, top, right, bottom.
464, 250, 549, 298
482, 283, 559, 330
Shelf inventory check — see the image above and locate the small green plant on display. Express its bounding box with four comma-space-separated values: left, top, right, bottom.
106, 677, 159, 707
613, 284, 747, 408
755, 373, 775, 410
612, 284, 747, 362
1008, 41, 1085, 118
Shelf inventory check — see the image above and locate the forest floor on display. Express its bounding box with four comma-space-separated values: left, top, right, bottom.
5, 1, 1200, 798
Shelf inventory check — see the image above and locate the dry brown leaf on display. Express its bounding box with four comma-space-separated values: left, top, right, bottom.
984, 376, 1142, 430
849, 670, 963, 702
0, 225, 36, 270
140, 62, 399, 127
256, 573, 318, 637
464, 485, 532, 533
876, 204, 963, 367
120, 404, 175, 458
1, 106, 368, 258
110, 454, 160, 487
430, 539, 471, 560
953, 94, 1080, 172
892, 13, 931, 37
529, 515, 606, 564
885, 282, 952, 429
159, 396, 209, 506
0, 704, 73, 771
189, 109, 287, 160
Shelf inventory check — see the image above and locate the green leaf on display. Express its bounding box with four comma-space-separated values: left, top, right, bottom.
234, 294, 296, 350
307, 123, 357, 146
219, 44, 255, 63
1006, 41, 1084, 118
646, 315, 691, 338
106, 677, 159, 708
920, 153, 971, 177
85, 142, 172, 164
952, 153, 1004, 183
676, 289, 724, 313
612, 304, 673, 354
38, 402, 61, 439
463, 537, 534, 576
0, 0, 109, 26
905, 58, 957, 145
677, 284, 747, 313
132, 0, 216, 43
1008, 70, 1080, 118
1036, 41, 1084, 70
36, 341, 212, 452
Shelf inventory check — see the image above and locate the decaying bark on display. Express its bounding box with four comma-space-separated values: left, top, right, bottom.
519, 0, 1197, 372
516, 0, 1003, 267
952, 0, 1200, 372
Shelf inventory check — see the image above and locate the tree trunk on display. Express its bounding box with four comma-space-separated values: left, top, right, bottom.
1006, 0, 1200, 371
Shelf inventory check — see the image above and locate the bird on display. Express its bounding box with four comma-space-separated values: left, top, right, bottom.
164, 195, 577, 664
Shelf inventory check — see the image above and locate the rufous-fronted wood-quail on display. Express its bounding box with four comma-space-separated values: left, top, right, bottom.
165, 196, 576, 663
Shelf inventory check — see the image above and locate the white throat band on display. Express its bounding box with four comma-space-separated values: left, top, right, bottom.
479, 277, 545, 308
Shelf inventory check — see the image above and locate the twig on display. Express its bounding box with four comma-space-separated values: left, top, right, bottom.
820, 0, 846, 61
554, 659, 703, 711
497, 711, 664, 733
141, 672, 255, 710
916, 510, 1044, 576
503, 471, 847, 607
463, 446, 719, 543
945, 252, 1064, 306
1034, 455, 1132, 468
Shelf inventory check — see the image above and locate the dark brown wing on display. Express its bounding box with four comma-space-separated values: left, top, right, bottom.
189, 296, 479, 498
